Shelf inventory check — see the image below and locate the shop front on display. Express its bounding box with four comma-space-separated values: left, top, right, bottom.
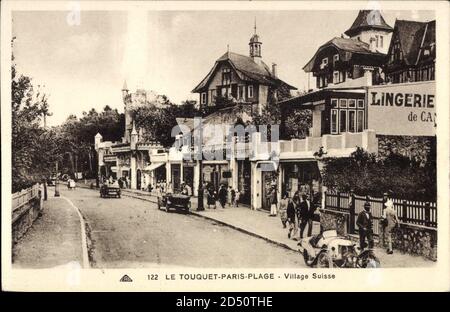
261, 169, 278, 211
182, 161, 196, 192
237, 159, 251, 206
171, 163, 182, 193
280, 161, 321, 201
202, 161, 229, 193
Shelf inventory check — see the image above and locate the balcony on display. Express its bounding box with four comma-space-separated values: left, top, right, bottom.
279, 130, 378, 160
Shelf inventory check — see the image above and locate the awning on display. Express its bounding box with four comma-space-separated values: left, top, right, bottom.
143, 162, 165, 172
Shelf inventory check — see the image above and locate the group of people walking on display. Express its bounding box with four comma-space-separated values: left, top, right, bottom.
203, 183, 240, 209
271, 187, 320, 241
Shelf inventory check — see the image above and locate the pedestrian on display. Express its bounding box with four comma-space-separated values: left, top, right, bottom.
227, 186, 233, 207
306, 195, 315, 237
203, 187, 210, 208
234, 189, 240, 207
118, 177, 124, 189
269, 185, 278, 217
167, 181, 173, 194
185, 183, 192, 196
380, 191, 393, 247
381, 199, 399, 254
357, 201, 375, 250
218, 184, 227, 209
208, 189, 217, 209
230, 188, 236, 208
286, 194, 297, 239
298, 194, 310, 239
279, 192, 289, 228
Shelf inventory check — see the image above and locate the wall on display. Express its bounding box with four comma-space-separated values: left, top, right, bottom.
12, 194, 43, 244
320, 208, 437, 261
320, 209, 348, 235
381, 224, 437, 261
351, 29, 392, 54
206, 62, 246, 104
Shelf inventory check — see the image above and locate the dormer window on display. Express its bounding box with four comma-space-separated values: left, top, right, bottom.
320, 57, 328, 69
333, 54, 339, 65
222, 68, 231, 86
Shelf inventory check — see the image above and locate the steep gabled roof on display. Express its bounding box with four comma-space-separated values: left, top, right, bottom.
393, 19, 435, 66
344, 10, 393, 37
303, 37, 385, 72
192, 51, 296, 92
176, 118, 194, 134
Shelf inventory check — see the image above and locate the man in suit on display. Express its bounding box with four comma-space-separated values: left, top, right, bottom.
299, 194, 311, 239
357, 201, 374, 250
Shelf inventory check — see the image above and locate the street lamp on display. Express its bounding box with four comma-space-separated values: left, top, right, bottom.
196, 117, 204, 211
54, 161, 60, 197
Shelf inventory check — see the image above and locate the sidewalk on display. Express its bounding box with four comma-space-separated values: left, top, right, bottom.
12, 194, 86, 269
81, 182, 436, 268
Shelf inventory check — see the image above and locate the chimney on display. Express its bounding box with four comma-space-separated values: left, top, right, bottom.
364, 68, 373, 86
272, 63, 277, 78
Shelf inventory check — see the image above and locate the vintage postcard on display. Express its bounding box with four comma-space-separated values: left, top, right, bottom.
1, 0, 449, 293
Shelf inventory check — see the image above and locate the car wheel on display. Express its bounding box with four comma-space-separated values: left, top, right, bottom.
303, 250, 316, 267
316, 251, 332, 268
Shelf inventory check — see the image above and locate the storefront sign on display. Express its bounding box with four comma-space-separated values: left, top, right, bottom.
104, 155, 117, 162
368, 81, 436, 136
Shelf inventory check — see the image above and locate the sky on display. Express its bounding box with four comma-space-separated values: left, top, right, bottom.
12, 9, 435, 126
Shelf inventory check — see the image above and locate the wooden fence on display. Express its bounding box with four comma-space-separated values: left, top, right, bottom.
12, 184, 41, 222
324, 191, 437, 236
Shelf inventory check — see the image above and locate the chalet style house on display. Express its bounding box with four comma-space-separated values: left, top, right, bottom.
384, 20, 436, 83
303, 10, 393, 89
192, 28, 296, 115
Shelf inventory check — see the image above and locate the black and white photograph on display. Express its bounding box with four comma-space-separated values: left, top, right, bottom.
2, 0, 449, 292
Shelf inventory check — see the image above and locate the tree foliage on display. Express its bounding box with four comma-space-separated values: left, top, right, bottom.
12, 38, 56, 192
131, 99, 201, 147
322, 147, 437, 201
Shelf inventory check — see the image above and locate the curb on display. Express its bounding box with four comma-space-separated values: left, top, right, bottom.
78, 185, 299, 253
188, 210, 298, 253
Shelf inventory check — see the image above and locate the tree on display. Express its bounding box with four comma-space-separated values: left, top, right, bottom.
11, 37, 57, 191
131, 97, 201, 147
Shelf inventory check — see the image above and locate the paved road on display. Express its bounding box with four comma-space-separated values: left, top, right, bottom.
61, 187, 306, 268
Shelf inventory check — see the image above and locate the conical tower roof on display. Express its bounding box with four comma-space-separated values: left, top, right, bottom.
344, 10, 393, 37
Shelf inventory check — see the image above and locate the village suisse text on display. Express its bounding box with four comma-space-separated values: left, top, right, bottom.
153, 272, 335, 281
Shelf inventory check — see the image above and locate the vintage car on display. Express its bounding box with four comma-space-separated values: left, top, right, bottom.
100, 183, 121, 198
157, 193, 191, 213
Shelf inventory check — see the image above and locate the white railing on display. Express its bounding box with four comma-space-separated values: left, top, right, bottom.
279, 130, 378, 157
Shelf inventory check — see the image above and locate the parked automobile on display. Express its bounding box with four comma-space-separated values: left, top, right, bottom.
157, 193, 191, 213
100, 183, 121, 198
298, 229, 359, 268
47, 177, 56, 186
60, 173, 70, 182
